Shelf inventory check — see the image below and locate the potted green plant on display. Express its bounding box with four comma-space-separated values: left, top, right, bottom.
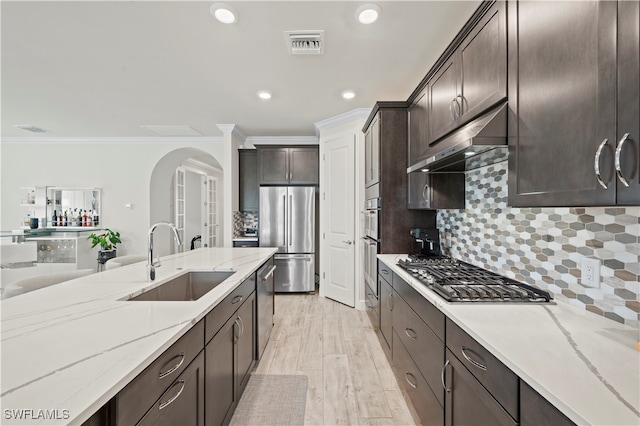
88, 229, 121, 264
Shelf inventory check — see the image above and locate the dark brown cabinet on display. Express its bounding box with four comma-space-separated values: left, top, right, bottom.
428, 1, 506, 145
364, 114, 381, 188
508, 0, 639, 206
137, 351, 205, 426
521, 381, 575, 426
408, 89, 429, 165
239, 150, 258, 212
257, 146, 319, 185
379, 273, 393, 354
407, 172, 465, 210
205, 291, 256, 426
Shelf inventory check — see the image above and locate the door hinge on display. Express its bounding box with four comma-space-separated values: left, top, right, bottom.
323, 272, 325, 279
323, 153, 326, 161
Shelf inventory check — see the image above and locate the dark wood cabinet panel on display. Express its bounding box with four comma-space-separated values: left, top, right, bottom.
520, 381, 576, 426
258, 147, 289, 185
205, 313, 236, 426
258, 146, 318, 185
138, 351, 205, 426
236, 291, 256, 397
427, 1, 506, 148
507, 0, 618, 206
379, 276, 393, 353
239, 150, 259, 212
408, 90, 429, 165
428, 58, 459, 144
616, 0, 640, 204
407, 172, 465, 210
289, 147, 319, 185
444, 349, 517, 426
393, 273, 445, 342
364, 115, 380, 188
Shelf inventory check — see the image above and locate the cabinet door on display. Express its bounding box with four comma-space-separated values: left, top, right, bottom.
258, 148, 289, 185
508, 1, 617, 206
138, 351, 205, 426
458, 1, 507, 122
408, 90, 429, 165
364, 125, 373, 187
289, 147, 319, 185
379, 275, 393, 352
616, 0, 640, 205
444, 349, 517, 426
205, 315, 236, 426
520, 381, 575, 426
239, 150, 259, 211
236, 292, 256, 397
428, 57, 460, 144
407, 172, 431, 209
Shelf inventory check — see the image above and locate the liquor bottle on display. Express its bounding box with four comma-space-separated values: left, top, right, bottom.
82, 210, 88, 227
58, 211, 63, 227
76, 210, 82, 227
87, 210, 93, 227
52, 209, 57, 227
93, 209, 99, 226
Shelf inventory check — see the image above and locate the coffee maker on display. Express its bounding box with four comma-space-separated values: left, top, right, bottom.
410, 228, 441, 258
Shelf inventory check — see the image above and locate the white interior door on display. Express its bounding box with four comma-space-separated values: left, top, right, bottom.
322, 134, 356, 307
174, 166, 186, 253
202, 175, 218, 247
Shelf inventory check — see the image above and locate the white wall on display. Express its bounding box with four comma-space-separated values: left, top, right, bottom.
1, 138, 225, 257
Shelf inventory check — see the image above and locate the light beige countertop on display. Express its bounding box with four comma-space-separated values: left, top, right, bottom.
379, 254, 640, 426
0, 247, 277, 425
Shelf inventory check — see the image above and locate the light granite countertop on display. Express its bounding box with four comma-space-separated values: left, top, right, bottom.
0, 247, 277, 425
379, 254, 640, 426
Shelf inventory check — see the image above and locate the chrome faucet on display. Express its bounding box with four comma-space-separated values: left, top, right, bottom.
148, 222, 182, 281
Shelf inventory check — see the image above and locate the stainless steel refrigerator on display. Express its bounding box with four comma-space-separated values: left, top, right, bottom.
259, 186, 315, 292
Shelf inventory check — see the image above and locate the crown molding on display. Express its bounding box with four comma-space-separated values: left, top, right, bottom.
246, 136, 318, 147
314, 108, 372, 136
215, 124, 247, 143
0, 136, 224, 145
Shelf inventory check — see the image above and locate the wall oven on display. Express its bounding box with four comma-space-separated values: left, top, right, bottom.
362, 196, 380, 296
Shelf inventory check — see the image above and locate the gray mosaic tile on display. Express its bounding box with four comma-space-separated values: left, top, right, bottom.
437, 160, 640, 329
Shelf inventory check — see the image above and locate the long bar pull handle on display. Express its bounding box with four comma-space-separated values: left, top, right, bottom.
158, 353, 185, 379
449, 99, 457, 121
461, 346, 487, 371
238, 316, 244, 337
289, 194, 293, 247
455, 94, 464, 118
422, 183, 429, 203
441, 360, 451, 392
158, 380, 186, 410
615, 133, 631, 187
405, 373, 418, 389
261, 265, 276, 281
594, 139, 609, 189
234, 318, 241, 342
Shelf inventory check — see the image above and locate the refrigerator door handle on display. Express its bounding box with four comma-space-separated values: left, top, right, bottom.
274, 254, 312, 261
282, 194, 287, 247
288, 194, 293, 248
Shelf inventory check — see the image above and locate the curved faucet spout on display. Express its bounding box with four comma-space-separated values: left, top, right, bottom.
148, 222, 183, 281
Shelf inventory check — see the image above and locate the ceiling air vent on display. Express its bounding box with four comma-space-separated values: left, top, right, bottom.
285, 30, 324, 55
14, 125, 47, 133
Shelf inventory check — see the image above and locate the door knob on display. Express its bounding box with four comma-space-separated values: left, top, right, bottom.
342, 240, 353, 245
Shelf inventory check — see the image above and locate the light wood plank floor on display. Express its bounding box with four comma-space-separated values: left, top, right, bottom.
253, 292, 419, 426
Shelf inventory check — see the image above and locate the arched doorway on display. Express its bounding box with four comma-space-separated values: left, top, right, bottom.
149, 148, 223, 257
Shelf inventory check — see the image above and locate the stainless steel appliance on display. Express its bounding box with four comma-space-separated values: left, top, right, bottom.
410, 228, 442, 258
256, 258, 276, 359
259, 186, 315, 292
362, 196, 380, 296
397, 256, 552, 303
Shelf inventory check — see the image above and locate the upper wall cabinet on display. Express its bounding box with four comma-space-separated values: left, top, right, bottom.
408, 89, 429, 166
364, 114, 381, 188
257, 146, 319, 186
428, 1, 507, 146
239, 150, 258, 211
508, 0, 639, 206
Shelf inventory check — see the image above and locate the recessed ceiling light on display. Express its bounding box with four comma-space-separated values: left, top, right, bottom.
356, 4, 381, 24
210, 3, 237, 24
257, 91, 272, 100
421, 168, 429, 173
341, 90, 356, 100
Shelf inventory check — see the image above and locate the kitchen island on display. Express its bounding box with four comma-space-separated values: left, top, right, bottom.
379, 254, 640, 426
0, 247, 277, 425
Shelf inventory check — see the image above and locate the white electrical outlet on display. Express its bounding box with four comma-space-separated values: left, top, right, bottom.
581, 258, 601, 288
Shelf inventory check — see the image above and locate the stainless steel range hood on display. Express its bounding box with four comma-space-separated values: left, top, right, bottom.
407, 101, 508, 173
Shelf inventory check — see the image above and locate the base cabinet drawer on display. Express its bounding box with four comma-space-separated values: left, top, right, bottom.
394, 274, 445, 341
365, 285, 379, 329
393, 291, 445, 406
115, 321, 204, 425
393, 330, 444, 426
206, 275, 255, 343
446, 319, 518, 420
137, 351, 205, 426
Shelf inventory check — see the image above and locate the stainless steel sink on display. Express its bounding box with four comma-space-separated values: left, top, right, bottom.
127, 271, 235, 301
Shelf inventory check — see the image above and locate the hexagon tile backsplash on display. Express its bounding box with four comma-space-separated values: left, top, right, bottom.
437, 160, 640, 329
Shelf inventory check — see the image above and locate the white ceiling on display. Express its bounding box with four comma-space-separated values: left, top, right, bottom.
1, 1, 482, 138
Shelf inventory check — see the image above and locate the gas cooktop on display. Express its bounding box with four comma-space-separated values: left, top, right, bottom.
397, 256, 552, 303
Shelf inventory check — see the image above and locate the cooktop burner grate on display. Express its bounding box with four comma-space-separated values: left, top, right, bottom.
397, 257, 552, 303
